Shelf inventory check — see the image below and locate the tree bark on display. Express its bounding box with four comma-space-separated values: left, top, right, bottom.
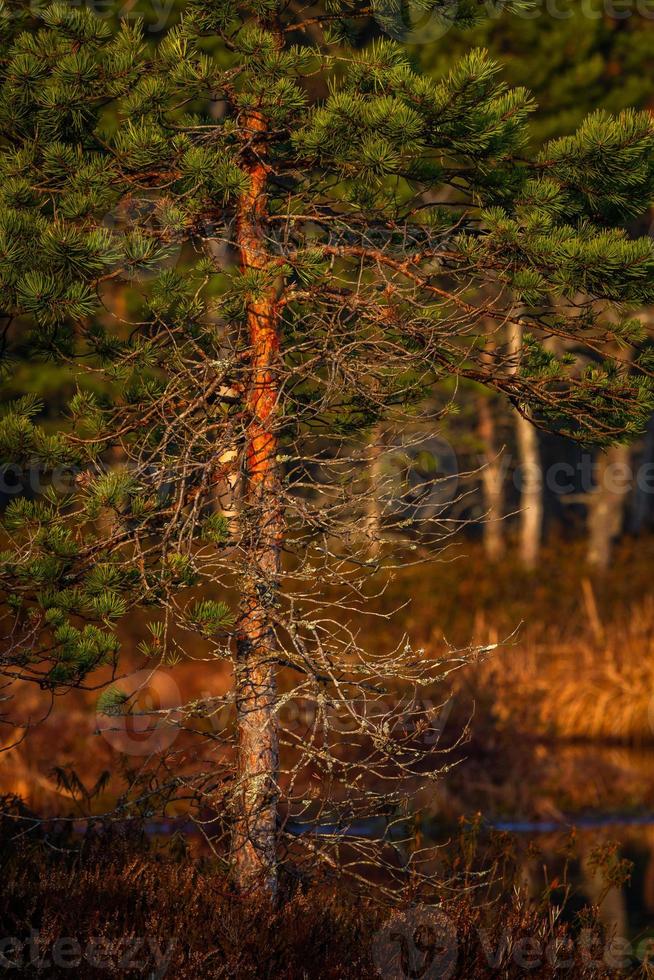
629, 411, 654, 534
477, 393, 505, 561
364, 423, 384, 557
514, 409, 542, 569
233, 110, 281, 897
507, 322, 543, 569
587, 444, 631, 570
587, 344, 634, 570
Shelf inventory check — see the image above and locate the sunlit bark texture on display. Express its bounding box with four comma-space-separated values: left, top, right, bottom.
508, 323, 543, 569
587, 445, 632, 571
477, 393, 506, 562
233, 111, 281, 895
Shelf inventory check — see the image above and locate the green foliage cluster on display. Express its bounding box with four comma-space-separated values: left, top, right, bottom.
0, 0, 653, 696
417, 1, 654, 145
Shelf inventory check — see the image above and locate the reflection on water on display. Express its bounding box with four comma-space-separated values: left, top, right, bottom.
500, 825, 654, 954
289, 744, 654, 945
457, 742, 654, 947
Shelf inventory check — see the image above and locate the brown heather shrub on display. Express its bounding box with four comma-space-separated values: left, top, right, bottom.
0, 824, 379, 979
0, 809, 640, 979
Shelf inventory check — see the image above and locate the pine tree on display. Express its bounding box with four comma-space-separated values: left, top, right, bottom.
2, 1, 654, 896
417, 3, 654, 564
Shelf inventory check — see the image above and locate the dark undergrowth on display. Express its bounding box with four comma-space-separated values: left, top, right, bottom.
0, 800, 642, 979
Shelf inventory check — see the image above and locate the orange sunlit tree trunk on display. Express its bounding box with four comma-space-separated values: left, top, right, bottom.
233, 110, 282, 895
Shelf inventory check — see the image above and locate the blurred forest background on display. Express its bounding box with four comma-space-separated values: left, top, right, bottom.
5, 0, 654, 958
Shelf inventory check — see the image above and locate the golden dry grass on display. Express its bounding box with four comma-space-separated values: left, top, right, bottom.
4, 536, 654, 817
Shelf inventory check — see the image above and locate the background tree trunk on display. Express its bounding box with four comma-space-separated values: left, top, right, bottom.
364, 423, 384, 557
514, 410, 542, 569
233, 111, 281, 897
587, 444, 632, 570
507, 322, 543, 569
477, 392, 505, 561
629, 411, 654, 534
587, 344, 634, 570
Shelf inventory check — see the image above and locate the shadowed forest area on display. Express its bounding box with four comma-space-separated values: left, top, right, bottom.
4, 1, 654, 977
